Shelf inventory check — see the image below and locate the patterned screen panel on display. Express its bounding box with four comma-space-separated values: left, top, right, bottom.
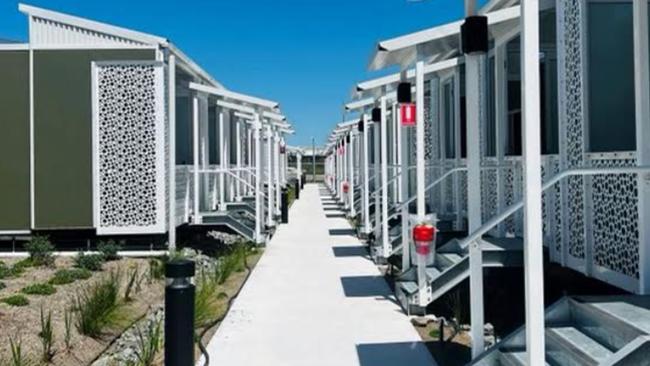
93, 61, 167, 235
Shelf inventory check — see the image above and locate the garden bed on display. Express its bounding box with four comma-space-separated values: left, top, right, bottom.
0, 236, 262, 366
0, 255, 164, 365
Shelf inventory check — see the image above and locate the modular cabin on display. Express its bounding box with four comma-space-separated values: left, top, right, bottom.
0, 4, 293, 250
328, 0, 650, 363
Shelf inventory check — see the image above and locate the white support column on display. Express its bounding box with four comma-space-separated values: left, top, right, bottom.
380, 97, 390, 258
392, 103, 400, 205
415, 60, 429, 306
349, 132, 356, 217
396, 103, 403, 203
248, 128, 253, 196
274, 130, 281, 216
219, 112, 226, 211
374, 120, 381, 239
236, 119, 242, 200
200, 98, 210, 211
416, 61, 426, 218
521, 0, 545, 363
167, 54, 176, 250
634, 0, 650, 294
362, 114, 371, 235
297, 152, 303, 187
465, 36, 486, 364
192, 95, 201, 223
266, 125, 274, 227
342, 137, 346, 204
254, 114, 263, 244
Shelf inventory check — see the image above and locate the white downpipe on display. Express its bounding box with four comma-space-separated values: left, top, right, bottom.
266, 125, 274, 227
192, 96, 200, 223
362, 114, 371, 234
380, 96, 390, 258
167, 54, 176, 250
254, 114, 263, 244
521, 0, 545, 363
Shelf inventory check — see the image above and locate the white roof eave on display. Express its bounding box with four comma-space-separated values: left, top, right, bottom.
355, 57, 463, 99
368, 5, 520, 71
189, 82, 279, 110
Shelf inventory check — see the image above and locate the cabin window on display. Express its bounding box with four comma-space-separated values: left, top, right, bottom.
486, 55, 497, 157
504, 8, 559, 156
587, 1, 636, 152
506, 36, 522, 156
460, 66, 467, 158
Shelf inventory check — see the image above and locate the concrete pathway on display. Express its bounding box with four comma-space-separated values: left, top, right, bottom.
199, 184, 436, 366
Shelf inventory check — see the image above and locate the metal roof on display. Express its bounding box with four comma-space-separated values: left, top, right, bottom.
18, 3, 222, 88
368, 5, 520, 71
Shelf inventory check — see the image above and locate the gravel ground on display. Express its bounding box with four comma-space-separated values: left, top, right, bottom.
0, 256, 164, 365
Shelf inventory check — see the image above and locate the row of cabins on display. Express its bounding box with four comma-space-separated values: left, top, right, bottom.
326, 0, 650, 364
0, 4, 302, 251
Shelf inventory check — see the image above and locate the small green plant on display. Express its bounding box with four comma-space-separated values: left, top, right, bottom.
24, 235, 55, 267
97, 240, 121, 261
75, 252, 105, 272
8, 335, 32, 366
1, 259, 31, 279
49, 268, 92, 285
21, 283, 56, 296
214, 243, 249, 285
74, 271, 121, 337
132, 319, 163, 366
194, 271, 222, 328
124, 268, 138, 302
2, 294, 30, 307
64, 307, 73, 350
428, 328, 441, 339
0, 281, 6, 291
39, 306, 55, 362
148, 258, 165, 283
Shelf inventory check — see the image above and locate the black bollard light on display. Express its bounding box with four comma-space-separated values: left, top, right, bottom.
281, 187, 289, 223
301, 173, 306, 188
165, 259, 195, 366
294, 179, 300, 200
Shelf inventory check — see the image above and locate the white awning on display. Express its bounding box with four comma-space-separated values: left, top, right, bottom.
355, 57, 463, 99
368, 5, 520, 71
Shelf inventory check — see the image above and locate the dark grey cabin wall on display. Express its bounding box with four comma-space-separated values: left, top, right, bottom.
33, 49, 156, 229
0, 50, 30, 230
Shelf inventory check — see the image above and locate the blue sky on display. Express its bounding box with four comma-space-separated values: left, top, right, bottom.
0, 0, 475, 146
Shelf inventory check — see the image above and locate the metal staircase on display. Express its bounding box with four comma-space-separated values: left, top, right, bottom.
471, 295, 650, 365
395, 237, 523, 312
194, 200, 260, 241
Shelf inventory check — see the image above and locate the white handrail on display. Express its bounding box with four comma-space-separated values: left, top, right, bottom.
457, 165, 650, 250
371, 167, 467, 232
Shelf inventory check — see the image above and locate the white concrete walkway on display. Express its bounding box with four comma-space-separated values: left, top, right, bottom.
199, 184, 436, 366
